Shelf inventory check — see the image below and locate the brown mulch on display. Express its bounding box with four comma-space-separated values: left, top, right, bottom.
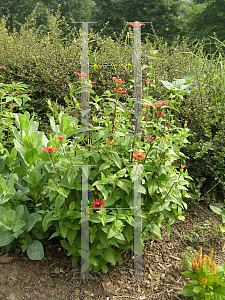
0, 201, 225, 300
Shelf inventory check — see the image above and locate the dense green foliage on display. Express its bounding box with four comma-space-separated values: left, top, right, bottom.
1, 0, 224, 49
187, 0, 225, 53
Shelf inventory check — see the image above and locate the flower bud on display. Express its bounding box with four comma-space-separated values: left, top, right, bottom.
202, 254, 207, 267
209, 249, 214, 259
211, 261, 217, 275
199, 257, 203, 268
191, 257, 196, 272
195, 261, 200, 271
197, 246, 202, 264
207, 257, 211, 270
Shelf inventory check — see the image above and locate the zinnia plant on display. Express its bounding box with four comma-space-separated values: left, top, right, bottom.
0, 74, 192, 274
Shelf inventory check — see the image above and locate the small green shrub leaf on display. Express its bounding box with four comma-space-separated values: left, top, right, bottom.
26, 240, 44, 260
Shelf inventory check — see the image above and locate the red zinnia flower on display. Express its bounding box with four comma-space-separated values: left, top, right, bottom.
156, 111, 166, 116
56, 136, 66, 140
144, 136, 157, 142
113, 88, 126, 94
107, 141, 115, 145
8, 105, 15, 108
75, 72, 88, 77
181, 164, 186, 169
162, 137, 167, 141
159, 101, 169, 105
112, 77, 125, 84
133, 152, 146, 160
92, 198, 105, 210
144, 78, 153, 82
127, 22, 145, 28
154, 104, 161, 108
90, 81, 96, 84
43, 146, 58, 153
144, 104, 151, 107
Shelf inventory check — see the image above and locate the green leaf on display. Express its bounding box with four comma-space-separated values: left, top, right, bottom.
180, 270, 197, 280
210, 205, 222, 215
19, 114, 30, 131
116, 168, 127, 178
98, 230, 109, 247
69, 201, 75, 211
149, 202, 162, 214
89, 255, 98, 267
114, 232, 125, 241
100, 262, 108, 273
50, 117, 56, 133
25, 148, 38, 164
15, 205, 24, 219
67, 172, 76, 188
126, 215, 134, 227
193, 286, 202, 294
26, 240, 44, 260
13, 219, 26, 232
107, 227, 117, 239
116, 179, 133, 195
167, 224, 171, 237
99, 162, 110, 172
60, 224, 68, 238
67, 228, 77, 245
110, 152, 122, 169
55, 196, 65, 214
14, 166, 27, 176
213, 286, 225, 298
149, 223, 162, 239
0, 230, 15, 246
60, 239, 70, 251
101, 248, 116, 265
72, 255, 79, 267
0, 176, 6, 197
42, 213, 59, 232
49, 231, 59, 240
26, 213, 42, 232
148, 179, 158, 196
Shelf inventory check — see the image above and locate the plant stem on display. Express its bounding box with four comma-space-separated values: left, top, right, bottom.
50, 154, 61, 180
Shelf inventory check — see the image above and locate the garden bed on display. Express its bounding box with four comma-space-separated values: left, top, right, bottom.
0, 201, 224, 300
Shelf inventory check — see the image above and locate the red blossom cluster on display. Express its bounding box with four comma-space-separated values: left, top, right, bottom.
156, 111, 166, 116
75, 72, 88, 77
113, 88, 126, 94
144, 136, 158, 142
43, 146, 58, 153
159, 101, 169, 105
112, 77, 125, 84
56, 136, 66, 140
154, 104, 161, 108
127, 22, 145, 28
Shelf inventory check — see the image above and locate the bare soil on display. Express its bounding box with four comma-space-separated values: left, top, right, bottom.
1, 201, 225, 300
